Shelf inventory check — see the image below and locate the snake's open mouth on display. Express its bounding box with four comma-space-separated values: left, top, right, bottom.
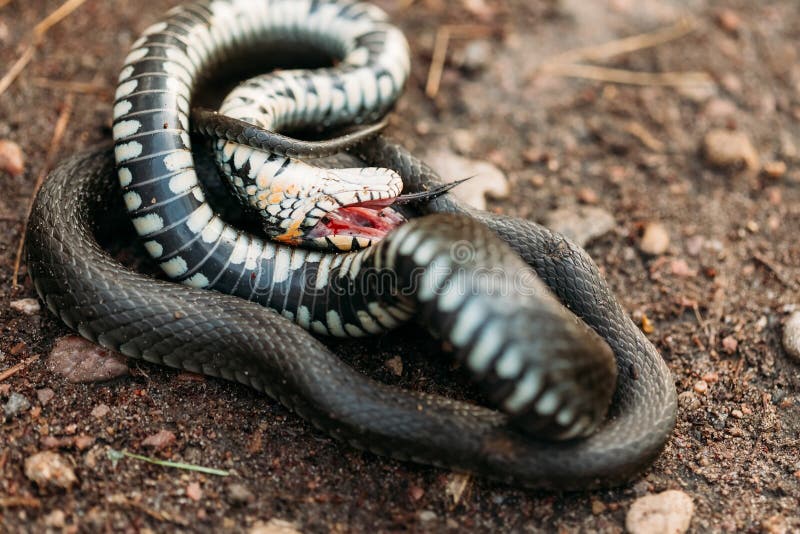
307, 199, 406, 241
304, 181, 466, 246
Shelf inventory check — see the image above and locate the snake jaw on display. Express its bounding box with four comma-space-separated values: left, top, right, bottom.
304, 200, 406, 251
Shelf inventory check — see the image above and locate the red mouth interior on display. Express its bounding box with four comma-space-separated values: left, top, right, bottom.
307, 199, 406, 240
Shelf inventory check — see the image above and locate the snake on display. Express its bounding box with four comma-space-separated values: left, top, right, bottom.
25, 0, 677, 489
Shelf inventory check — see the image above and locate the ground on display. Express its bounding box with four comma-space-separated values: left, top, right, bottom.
1, 0, 799, 532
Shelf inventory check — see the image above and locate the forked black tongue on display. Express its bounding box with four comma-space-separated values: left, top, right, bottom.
390, 176, 474, 205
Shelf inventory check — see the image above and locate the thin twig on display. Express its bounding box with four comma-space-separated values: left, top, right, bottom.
425, 24, 497, 98
12, 94, 74, 289
0, 496, 42, 509
624, 121, 665, 152
539, 63, 712, 87
0, 45, 36, 97
692, 303, 713, 352
0, 0, 88, 98
426, 27, 451, 98
543, 17, 698, 66
32, 0, 88, 38
0, 356, 38, 382
752, 253, 797, 288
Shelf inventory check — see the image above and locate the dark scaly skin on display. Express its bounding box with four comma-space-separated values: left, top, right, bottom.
192, 108, 389, 159
26, 143, 676, 489
27, 0, 676, 488
195, 117, 675, 452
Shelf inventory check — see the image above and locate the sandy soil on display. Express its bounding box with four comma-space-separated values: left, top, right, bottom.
1, 0, 799, 531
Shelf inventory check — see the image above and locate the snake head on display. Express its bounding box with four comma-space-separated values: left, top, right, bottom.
247, 162, 405, 251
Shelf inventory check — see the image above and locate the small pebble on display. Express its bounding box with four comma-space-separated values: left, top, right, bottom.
703, 129, 760, 170
424, 149, 510, 211
24, 451, 78, 490
545, 206, 616, 247
90, 404, 110, 419
693, 380, 708, 394
716, 9, 741, 33
685, 235, 704, 256
0, 139, 24, 176
47, 336, 129, 383
782, 311, 800, 362
591, 499, 607, 514
721, 336, 738, 354
408, 485, 424, 501
227, 483, 256, 506
4, 392, 31, 419
701, 372, 719, 384
10, 298, 40, 315
418, 510, 437, 522
670, 259, 694, 277
763, 160, 787, 178
384, 356, 403, 376
186, 481, 202, 501
142, 429, 176, 450
577, 187, 598, 205
640, 223, 670, 256
74, 435, 95, 450
626, 490, 694, 534
36, 388, 55, 405
456, 39, 492, 72
43, 510, 67, 528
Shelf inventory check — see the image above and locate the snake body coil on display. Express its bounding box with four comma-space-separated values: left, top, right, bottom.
26, 0, 677, 489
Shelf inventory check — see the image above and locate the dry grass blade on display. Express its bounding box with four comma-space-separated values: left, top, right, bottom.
425, 27, 451, 98
536, 17, 710, 89
0, 496, 42, 508
425, 24, 497, 98
540, 63, 712, 87
0, 46, 36, 97
0, 0, 89, 98
0, 356, 39, 382
544, 17, 698, 66
12, 94, 75, 289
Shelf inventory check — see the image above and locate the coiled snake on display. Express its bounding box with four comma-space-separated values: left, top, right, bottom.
25, 0, 676, 489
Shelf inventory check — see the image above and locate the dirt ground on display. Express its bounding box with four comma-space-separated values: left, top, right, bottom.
1, 0, 799, 532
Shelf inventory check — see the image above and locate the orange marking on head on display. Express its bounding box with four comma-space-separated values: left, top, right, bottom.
275, 218, 304, 244
269, 192, 283, 204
